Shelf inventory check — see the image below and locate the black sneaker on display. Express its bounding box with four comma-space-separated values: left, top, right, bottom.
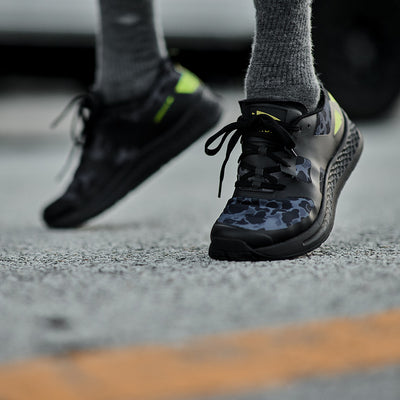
205, 89, 363, 261
43, 61, 222, 228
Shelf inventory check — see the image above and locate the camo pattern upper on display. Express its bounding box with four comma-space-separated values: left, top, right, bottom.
296, 156, 312, 183
217, 197, 315, 232
240, 158, 312, 184
315, 96, 331, 136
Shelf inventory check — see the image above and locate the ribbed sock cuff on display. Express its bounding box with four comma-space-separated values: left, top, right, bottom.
245, 0, 320, 111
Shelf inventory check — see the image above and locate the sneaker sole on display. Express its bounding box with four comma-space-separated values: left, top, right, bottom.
209, 115, 364, 261
48, 86, 223, 228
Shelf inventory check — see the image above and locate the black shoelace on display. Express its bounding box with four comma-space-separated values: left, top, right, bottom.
205, 114, 300, 197
51, 93, 98, 180
52, 92, 98, 144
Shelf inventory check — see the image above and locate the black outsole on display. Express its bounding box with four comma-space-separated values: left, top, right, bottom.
209, 118, 364, 261
45, 87, 223, 228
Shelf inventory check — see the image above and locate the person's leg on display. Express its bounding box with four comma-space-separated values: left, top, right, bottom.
245, 0, 320, 111
43, 0, 222, 228
95, 0, 166, 104
206, 0, 363, 261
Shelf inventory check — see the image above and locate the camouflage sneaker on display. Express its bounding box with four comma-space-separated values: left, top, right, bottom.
43, 61, 222, 228
205, 89, 363, 261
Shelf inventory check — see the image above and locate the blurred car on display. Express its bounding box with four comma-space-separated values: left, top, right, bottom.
0, 0, 399, 119
313, 0, 400, 119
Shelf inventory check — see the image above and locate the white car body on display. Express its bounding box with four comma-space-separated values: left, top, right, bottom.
0, 0, 255, 46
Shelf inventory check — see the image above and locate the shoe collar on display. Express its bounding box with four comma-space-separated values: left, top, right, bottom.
239, 99, 306, 124
239, 88, 328, 124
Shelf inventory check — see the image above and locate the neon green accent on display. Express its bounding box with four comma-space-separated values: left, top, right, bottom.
328, 92, 343, 135
328, 92, 338, 104
154, 96, 175, 124
175, 70, 201, 94
252, 111, 281, 121
334, 109, 343, 135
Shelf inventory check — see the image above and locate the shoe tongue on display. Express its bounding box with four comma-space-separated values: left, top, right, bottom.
239, 100, 305, 123
238, 100, 305, 172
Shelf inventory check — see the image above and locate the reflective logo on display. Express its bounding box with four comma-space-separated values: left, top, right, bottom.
252, 111, 281, 121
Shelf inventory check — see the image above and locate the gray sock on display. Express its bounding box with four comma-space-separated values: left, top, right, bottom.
245, 0, 320, 111
95, 0, 167, 104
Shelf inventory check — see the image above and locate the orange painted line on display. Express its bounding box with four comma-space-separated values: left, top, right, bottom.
1, 309, 400, 400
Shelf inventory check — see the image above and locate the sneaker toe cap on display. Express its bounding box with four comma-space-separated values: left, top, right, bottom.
42, 195, 81, 228
212, 196, 316, 246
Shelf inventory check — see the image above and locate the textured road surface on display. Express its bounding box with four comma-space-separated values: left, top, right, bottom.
1, 79, 400, 398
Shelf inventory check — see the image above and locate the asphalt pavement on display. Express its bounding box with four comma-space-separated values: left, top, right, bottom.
0, 78, 400, 399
